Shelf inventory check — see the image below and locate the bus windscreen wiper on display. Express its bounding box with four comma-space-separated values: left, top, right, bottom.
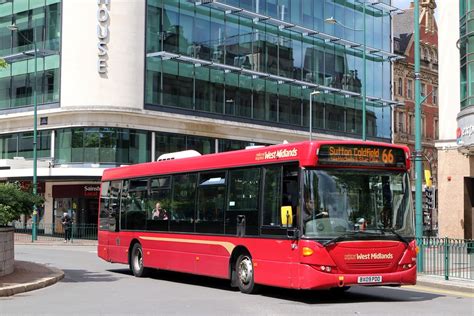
378, 228, 409, 246
323, 231, 379, 247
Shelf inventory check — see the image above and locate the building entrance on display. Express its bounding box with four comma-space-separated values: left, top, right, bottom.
52, 184, 100, 236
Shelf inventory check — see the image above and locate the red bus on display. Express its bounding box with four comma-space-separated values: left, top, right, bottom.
98, 140, 417, 293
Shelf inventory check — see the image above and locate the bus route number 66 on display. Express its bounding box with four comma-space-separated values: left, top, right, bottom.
382, 149, 394, 164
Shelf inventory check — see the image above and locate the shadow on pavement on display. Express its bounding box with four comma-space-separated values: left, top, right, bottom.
107, 268, 443, 304
60, 269, 121, 283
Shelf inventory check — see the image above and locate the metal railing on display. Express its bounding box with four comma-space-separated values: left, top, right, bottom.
13, 223, 98, 242
417, 237, 474, 280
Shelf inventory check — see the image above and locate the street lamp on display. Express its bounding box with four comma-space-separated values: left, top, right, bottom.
325, 0, 367, 141
309, 91, 321, 141
8, 23, 39, 242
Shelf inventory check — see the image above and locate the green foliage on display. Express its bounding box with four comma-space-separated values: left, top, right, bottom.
0, 182, 44, 226
0, 59, 7, 69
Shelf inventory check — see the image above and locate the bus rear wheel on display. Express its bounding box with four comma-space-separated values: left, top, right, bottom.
235, 254, 259, 294
130, 243, 149, 277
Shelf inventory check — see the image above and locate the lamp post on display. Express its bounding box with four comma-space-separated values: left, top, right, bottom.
413, 0, 424, 271
325, 0, 367, 141
8, 23, 38, 242
309, 91, 320, 141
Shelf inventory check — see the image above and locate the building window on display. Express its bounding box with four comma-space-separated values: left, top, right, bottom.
398, 111, 405, 133
0, 131, 52, 159
422, 115, 426, 138
434, 119, 439, 139
433, 86, 438, 105
421, 83, 426, 97
398, 78, 403, 95
144, 0, 393, 141
55, 128, 151, 165
407, 79, 413, 99
409, 114, 415, 135
0, 2, 61, 110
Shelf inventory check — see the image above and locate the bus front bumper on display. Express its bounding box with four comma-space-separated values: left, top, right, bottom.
298, 264, 417, 290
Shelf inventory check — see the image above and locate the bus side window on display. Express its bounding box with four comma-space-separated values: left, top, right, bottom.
196, 171, 226, 234
262, 165, 282, 226
121, 179, 147, 231
147, 176, 171, 231
170, 173, 197, 233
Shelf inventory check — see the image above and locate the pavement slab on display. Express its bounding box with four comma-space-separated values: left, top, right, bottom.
0, 260, 64, 297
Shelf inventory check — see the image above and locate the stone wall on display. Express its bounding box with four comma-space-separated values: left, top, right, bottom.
437, 149, 471, 238
0, 227, 14, 277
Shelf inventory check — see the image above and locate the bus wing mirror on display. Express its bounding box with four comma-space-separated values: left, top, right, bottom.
287, 227, 299, 240
280, 206, 293, 226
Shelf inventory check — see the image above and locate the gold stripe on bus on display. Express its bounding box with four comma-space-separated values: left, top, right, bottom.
139, 236, 236, 255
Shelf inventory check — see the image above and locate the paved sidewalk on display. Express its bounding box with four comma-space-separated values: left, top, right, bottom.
14, 237, 98, 246
0, 261, 64, 297
416, 274, 474, 293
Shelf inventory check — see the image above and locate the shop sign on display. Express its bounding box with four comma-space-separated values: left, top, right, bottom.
18, 181, 45, 194
97, 0, 110, 74
457, 114, 474, 146
84, 185, 100, 197
53, 185, 100, 198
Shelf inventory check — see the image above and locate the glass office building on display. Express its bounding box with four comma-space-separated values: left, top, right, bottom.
146, 0, 396, 140
0, 0, 398, 166
460, 0, 474, 110
0, 0, 399, 228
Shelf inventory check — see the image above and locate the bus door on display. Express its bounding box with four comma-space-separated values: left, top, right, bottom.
98, 182, 110, 261
107, 180, 122, 261
259, 164, 300, 287
225, 167, 261, 236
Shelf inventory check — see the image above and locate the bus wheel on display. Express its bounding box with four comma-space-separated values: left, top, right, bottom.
130, 243, 149, 277
236, 254, 259, 294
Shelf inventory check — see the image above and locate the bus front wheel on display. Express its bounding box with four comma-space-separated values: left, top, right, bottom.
130, 243, 149, 277
235, 254, 259, 294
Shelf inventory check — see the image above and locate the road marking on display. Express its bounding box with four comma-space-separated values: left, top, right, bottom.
403, 285, 474, 298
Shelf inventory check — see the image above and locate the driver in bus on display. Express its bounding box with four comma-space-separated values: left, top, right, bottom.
303, 199, 329, 223
152, 202, 168, 220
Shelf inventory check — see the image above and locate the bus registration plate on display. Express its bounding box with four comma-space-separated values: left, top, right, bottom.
357, 276, 382, 284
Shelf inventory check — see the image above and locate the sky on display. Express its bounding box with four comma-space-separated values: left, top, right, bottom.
392, 0, 413, 10
392, 0, 439, 18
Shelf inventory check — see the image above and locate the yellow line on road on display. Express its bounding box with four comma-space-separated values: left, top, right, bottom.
403, 285, 474, 298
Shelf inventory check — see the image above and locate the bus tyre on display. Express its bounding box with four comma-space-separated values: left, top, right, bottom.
236, 254, 259, 294
130, 243, 149, 277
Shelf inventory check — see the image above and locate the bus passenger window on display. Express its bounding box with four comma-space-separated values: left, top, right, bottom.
196, 171, 226, 234
170, 173, 197, 233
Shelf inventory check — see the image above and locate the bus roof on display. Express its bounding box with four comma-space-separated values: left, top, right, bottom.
101, 140, 410, 181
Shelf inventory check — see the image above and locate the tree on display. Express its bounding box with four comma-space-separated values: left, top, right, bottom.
0, 182, 44, 226
0, 59, 6, 69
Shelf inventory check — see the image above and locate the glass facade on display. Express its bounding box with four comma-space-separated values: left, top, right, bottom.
55, 128, 151, 165
0, 127, 267, 166
145, 0, 393, 140
0, 0, 61, 110
460, 0, 474, 109
0, 129, 51, 159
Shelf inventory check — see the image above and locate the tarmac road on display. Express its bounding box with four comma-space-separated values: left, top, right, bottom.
0, 244, 472, 316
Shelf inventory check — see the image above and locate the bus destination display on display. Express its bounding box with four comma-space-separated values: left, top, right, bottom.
318, 144, 406, 168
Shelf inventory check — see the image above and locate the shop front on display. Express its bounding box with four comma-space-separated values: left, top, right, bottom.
52, 184, 100, 236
